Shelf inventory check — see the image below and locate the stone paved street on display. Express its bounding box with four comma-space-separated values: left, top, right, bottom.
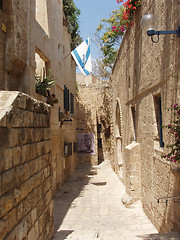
53, 161, 179, 240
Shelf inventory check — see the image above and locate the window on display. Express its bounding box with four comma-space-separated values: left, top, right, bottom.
64, 85, 69, 111
64, 142, 72, 157
0, 0, 3, 10
70, 93, 74, 114
35, 49, 50, 78
154, 96, 164, 147
36, 0, 49, 35
131, 106, 136, 141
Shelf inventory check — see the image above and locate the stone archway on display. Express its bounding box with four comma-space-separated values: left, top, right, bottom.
115, 99, 123, 179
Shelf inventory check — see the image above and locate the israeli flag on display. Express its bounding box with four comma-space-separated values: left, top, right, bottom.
71, 38, 92, 76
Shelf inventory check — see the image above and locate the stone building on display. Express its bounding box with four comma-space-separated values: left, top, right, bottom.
111, 0, 180, 233
76, 73, 111, 166
0, 0, 77, 238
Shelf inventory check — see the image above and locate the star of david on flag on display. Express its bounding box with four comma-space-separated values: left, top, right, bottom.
71, 38, 92, 76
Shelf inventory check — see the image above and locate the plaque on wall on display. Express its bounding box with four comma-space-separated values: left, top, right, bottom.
77, 133, 95, 155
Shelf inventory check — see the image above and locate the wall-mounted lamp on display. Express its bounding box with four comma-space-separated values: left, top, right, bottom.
63, 119, 72, 122
140, 14, 180, 43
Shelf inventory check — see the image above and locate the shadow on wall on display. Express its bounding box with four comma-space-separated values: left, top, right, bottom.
159, 168, 180, 232
76, 96, 98, 165
53, 166, 97, 239
133, 6, 142, 97
157, 1, 180, 231
76, 99, 96, 132
137, 232, 180, 239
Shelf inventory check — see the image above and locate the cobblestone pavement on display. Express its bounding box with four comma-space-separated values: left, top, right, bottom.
53, 161, 180, 240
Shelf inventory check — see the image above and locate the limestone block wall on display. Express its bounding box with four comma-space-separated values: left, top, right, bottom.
111, 0, 180, 232
3, 0, 28, 91
0, 91, 54, 239
0, 0, 78, 196
51, 122, 77, 193
124, 142, 141, 199
76, 82, 111, 166
0, 4, 6, 90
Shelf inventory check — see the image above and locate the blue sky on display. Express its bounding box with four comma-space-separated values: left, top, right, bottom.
74, 0, 120, 60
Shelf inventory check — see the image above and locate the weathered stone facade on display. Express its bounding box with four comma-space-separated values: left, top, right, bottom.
0, 2, 6, 90
111, 0, 180, 232
0, 0, 77, 238
76, 74, 111, 166
0, 0, 77, 194
0, 91, 53, 239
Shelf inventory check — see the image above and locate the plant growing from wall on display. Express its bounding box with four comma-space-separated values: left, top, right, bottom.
63, 0, 82, 49
96, 7, 125, 68
117, 0, 141, 27
162, 104, 180, 163
96, 0, 141, 68
35, 73, 58, 106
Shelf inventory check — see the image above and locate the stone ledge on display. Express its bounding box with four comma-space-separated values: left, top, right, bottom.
0, 91, 51, 128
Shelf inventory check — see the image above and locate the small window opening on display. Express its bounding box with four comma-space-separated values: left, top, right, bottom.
154, 96, 164, 148
131, 106, 136, 141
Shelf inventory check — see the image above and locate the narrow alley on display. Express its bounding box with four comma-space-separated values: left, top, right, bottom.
53, 161, 180, 240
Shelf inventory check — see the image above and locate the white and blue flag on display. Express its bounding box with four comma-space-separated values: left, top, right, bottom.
71, 38, 92, 76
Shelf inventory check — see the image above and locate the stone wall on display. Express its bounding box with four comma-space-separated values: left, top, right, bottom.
0, 91, 54, 239
0, 1, 6, 90
51, 122, 77, 193
76, 78, 111, 166
111, 0, 180, 232
0, 0, 78, 195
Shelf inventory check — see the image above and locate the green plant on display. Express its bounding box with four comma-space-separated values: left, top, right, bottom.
46, 93, 59, 106
35, 73, 55, 97
117, 0, 141, 26
96, 0, 141, 68
162, 104, 180, 162
63, 0, 82, 49
35, 72, 59, 106
96, 7, 125, 68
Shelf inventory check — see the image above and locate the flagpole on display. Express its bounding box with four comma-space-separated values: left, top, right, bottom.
63, 52, 72, 60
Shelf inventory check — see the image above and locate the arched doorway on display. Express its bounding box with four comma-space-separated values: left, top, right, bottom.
115, 100, 123, 178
